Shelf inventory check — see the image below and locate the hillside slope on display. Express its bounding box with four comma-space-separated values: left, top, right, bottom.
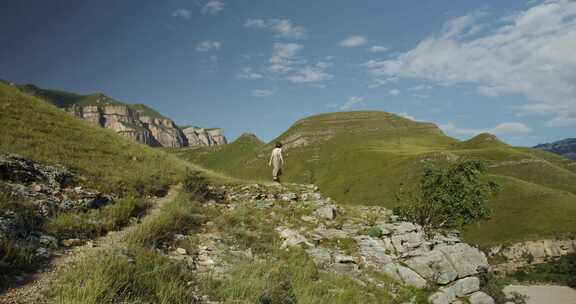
15, 83, 227, 148
0, 82, 186, 194
174, 111, 576, 246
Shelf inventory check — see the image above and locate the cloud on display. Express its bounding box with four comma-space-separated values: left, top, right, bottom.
238, 67, 264, 80
251, 89, 275, 97
245, 19, 306, 39
398, 112, 419, 121
286, 66, 334, 84
195, 41, 221, 51
440, 122, 532, 135
340, 35, 368, 47
367, 46, 388, 53
172, 9, 191, 20
202, 0, 225, 15
340, 97, 364, 110
265, 43, 333, 85
389, 89, 401, 96
364, 0, 576, 127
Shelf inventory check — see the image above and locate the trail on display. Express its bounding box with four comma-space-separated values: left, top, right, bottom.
0, 185, 181, 304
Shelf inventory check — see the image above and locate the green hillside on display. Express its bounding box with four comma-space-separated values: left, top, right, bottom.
16, 84, 166, 118
0, 82, 184, 194
173, 111, 576, 246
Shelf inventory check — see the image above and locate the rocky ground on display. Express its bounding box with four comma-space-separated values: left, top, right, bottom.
163, 183, 509, 304
0, 154, 115, 271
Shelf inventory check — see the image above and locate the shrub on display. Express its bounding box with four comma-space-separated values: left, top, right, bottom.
394, 160, 500, 231
183, 170, 210, 200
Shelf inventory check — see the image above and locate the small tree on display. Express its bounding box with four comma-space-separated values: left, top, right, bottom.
394, 159, 500, 231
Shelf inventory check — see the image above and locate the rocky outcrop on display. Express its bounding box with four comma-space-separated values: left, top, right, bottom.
183, 183, 496, 304
182, 127, 227, 147
67, 101, 226, 148
488, 238, 576, 272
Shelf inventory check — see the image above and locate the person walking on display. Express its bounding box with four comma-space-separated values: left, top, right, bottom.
269, 142, 284, 182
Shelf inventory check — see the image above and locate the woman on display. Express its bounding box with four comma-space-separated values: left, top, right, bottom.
269, 142, 284, 182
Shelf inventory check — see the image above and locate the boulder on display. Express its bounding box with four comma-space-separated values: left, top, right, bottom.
468, 291, 495, 304
315, 205, 337, 220
382, 263, 428, 288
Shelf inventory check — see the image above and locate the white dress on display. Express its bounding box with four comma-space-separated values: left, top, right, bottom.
269, 147, 284, 179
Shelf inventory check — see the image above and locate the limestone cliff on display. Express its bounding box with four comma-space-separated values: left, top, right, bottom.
17, 84, 227, 148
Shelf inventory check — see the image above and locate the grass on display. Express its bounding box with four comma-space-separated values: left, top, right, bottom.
172, 111, 576, 247
42, 197, 151, 239
51, 246, 198, 304
202, 248, 425, 304
0, 82, 186, 195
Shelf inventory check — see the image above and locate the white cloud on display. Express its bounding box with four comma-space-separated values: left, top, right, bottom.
367, 46, 388, 53
286, 66, 333, 84
172, 9, 191, 20
389, 89, 401, 96
238, 67, 264, 80
264, 43, 333, 85
245, 19, 306, 39
340, 35, 368, 47
251, 89, 275, 97
364, 0, 576, 127
398, 112, 418, 121
202, 0, 225, 15
440, 122, 532, 135
195, 41, 221, 51
340, 97, 364, 110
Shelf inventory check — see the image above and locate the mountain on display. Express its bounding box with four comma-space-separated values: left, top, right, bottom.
174, 111, 576, 247
15, 83, 227, 148
0, 81, 185, 194
534, 138, 576, 160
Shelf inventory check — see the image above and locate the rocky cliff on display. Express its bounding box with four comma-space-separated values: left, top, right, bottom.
17, 84, 227, 148
534, 138, 576, 160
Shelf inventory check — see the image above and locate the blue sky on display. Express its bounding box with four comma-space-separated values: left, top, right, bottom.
1, 0, 575, 146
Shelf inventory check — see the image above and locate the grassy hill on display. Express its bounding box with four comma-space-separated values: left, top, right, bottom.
16, 84, 167, 118
173, 111, 576, 247
0, 82, 184, 194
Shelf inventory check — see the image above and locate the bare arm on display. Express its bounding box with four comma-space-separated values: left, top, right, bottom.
280, 150, 284, 164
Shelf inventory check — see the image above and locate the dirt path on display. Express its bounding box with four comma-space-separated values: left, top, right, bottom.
504, 285, 576, 304
0, 185, 181, 304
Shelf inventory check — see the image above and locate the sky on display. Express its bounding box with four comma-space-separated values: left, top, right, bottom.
1, 0, 575, 146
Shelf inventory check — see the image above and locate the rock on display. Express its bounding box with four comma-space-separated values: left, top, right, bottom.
428, 291, 454, 304
405, 249, 458, 284
449, 276, 481, 297
334, 254, 356, 264
39, 234, 58, 248
354, 235, 395, 266
301, 215, 317, 223
280, 192, 298, 201
34, 247, 50, 260
437, 243, 490, 278
305, 248, 332, 267
382, 263, 428, 288
468, 291, 495, 304
276, 227, 313, 249
312, 228, 350, 240
315, 205, 337, 220
62, 238, 83, 247
176, 248, 188, 255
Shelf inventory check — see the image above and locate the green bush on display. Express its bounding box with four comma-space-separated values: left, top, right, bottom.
511, 253, 576, 287
394, 160, 500, 231
183, 170, 210, 201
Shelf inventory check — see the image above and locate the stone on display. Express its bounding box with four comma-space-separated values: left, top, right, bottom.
176, 248, 188, 255
312, 228, 350, 240
280, 192, 298, 201
355, 235, 395, 265
315, 205, 337, 220
382, 263, 428, 288
428, 291, 453, 304
305, 248, 332, 267
453, 276, 480, 296
334, 254, 356, 264
437, 243, 490, 278
405, 249, 458, 284
276, 227, 313, 249
62, 238, 83, 247
468, 291, 495, 304
39, 234, 58, 248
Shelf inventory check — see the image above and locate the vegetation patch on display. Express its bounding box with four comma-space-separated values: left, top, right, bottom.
510, 253, 576, 287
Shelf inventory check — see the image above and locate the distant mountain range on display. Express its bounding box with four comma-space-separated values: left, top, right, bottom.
11, 82, 226, 148
534, 138, 576, 160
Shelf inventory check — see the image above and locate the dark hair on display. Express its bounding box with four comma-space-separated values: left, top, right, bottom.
275, 142, 283, 148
